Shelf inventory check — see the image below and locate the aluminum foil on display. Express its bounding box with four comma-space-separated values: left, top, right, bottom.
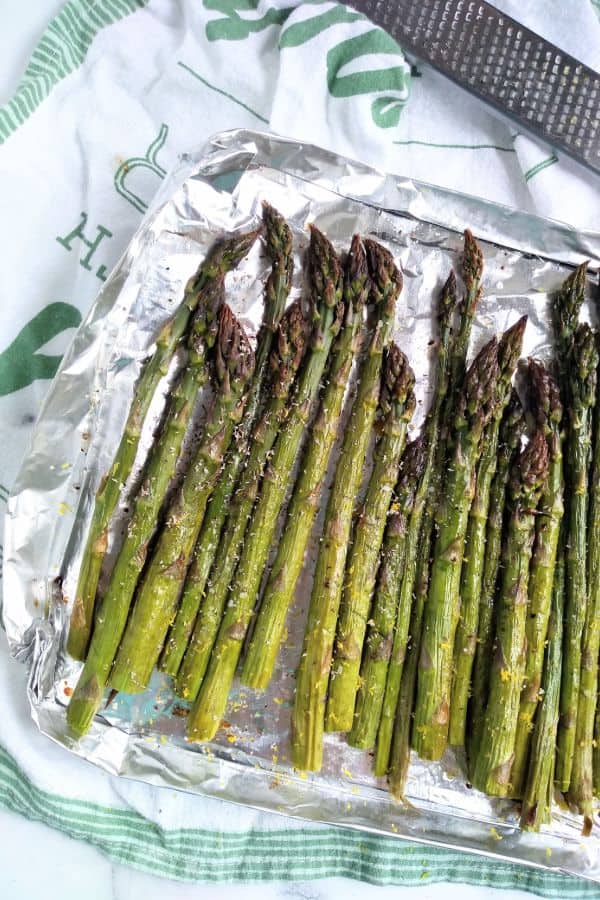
4, 128, 600, 883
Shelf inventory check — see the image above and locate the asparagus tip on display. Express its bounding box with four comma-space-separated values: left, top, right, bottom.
462, 229, 484, 293
309, 225, 343, 309
381, 344, 416, 422
364, 238, 403, 311
527, 358, 562, 428
262, 202, 293, 260
439, 269, 458, 326
214, 305, 255, 388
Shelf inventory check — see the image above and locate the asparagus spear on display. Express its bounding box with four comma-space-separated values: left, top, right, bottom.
387, 516, 431, 797
413, 336, 500, 761
160, 204, 293, 677
374, 272, 460, 774
449, 316, 527, 747
67, 229, 259, 660
392, 234, 483, 737
467, 389, 525, 767
175, 300, 309, 700
290, 242, 402, 771
65, 280, 227, 735
349, 437, 426, 751
472, 431, 549, 797
107, 305, 255, 694
554, 263, 588, 368
569, 332, 600, 829
445, 230, 484, 416
326, 348, 415, 731
67, 306, 252, 734
241, 235, 370, 690
556, 323, 597, 792
186, 227, 345, 742
551, 264, 588, 794
521, 548, 564, 831
389, 236, 483, 771
511, 361, 564, 797
594, 673, 600, 797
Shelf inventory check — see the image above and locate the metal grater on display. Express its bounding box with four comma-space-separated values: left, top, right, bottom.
348, 0, 600, 175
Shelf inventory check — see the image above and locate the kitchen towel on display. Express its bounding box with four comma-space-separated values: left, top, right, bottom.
1, 0, 600, 893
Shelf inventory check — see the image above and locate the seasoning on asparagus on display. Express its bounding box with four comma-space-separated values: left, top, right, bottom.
290, 241, 402, 771
160, 204, 293, 678
241, 235, 369, 690
449, 316, 527, 748
554, 263, 588, 368
107, 305, 255, 693
467, 389, 525, 768
67, 228, 259, 661
186, 227, 344, 742
349, 437, 426, 751
556, 323, 597, 792
374, 271, 460, 775
175, 300, 309, 700
390, 234, 483, 772
568, 331, 600, 831
511, 361, 563, 797
445, 230, 484, 416
66, 302, 253, 734
472, 430, 549, 797
387, 518, 430, 798
326, 347, 415, 732
521, 548, 564, 831
413, 336, 500, 761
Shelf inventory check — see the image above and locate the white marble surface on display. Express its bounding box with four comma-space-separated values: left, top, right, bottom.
0, 6, 565, 899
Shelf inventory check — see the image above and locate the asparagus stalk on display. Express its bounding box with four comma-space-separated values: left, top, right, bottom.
326, 348, 416, 732
107, 306, 255, 694
175, 300, 309, 700
467, 389, 525, 767
349, 437, 426, 750
594, 673, 600, 797
67, 305, 254, 734
511, 361, 563, 797
521, 548, 564, 831
568, 331, 600, 829
556, 323, 597, 792
160, 204, 293, 677
413, 337, 500, 761
554, 263, 588, 369
290, 242, 402, 771
387, 515, 431, 797
241, 236, 370, 690
67, 229, 259, 660
449, 316, 527, 747
186, 227, 345, 742
390, 236, 483, 771
445, 230, 484, 416
472, 431, 549, 797
374, 272, 460, 775
66, 279, 227, 735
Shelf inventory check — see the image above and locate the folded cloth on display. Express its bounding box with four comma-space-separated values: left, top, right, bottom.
1, 0, 600, 891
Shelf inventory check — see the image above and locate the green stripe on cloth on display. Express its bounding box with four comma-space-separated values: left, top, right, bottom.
0, 0, 150, 145
524, 154, 559, 182
393, 140, 515, 152
0, 745, 595, 893
177, 61, 269, 124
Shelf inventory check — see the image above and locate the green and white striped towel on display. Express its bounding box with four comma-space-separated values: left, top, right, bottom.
1, 0, 600, 892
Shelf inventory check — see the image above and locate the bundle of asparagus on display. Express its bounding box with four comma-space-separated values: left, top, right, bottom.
65, 210, 599, 836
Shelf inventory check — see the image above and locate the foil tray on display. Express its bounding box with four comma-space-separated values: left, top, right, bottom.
4, 129, 600, 883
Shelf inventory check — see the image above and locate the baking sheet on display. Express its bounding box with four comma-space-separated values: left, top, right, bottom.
4, 128, 600, 882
